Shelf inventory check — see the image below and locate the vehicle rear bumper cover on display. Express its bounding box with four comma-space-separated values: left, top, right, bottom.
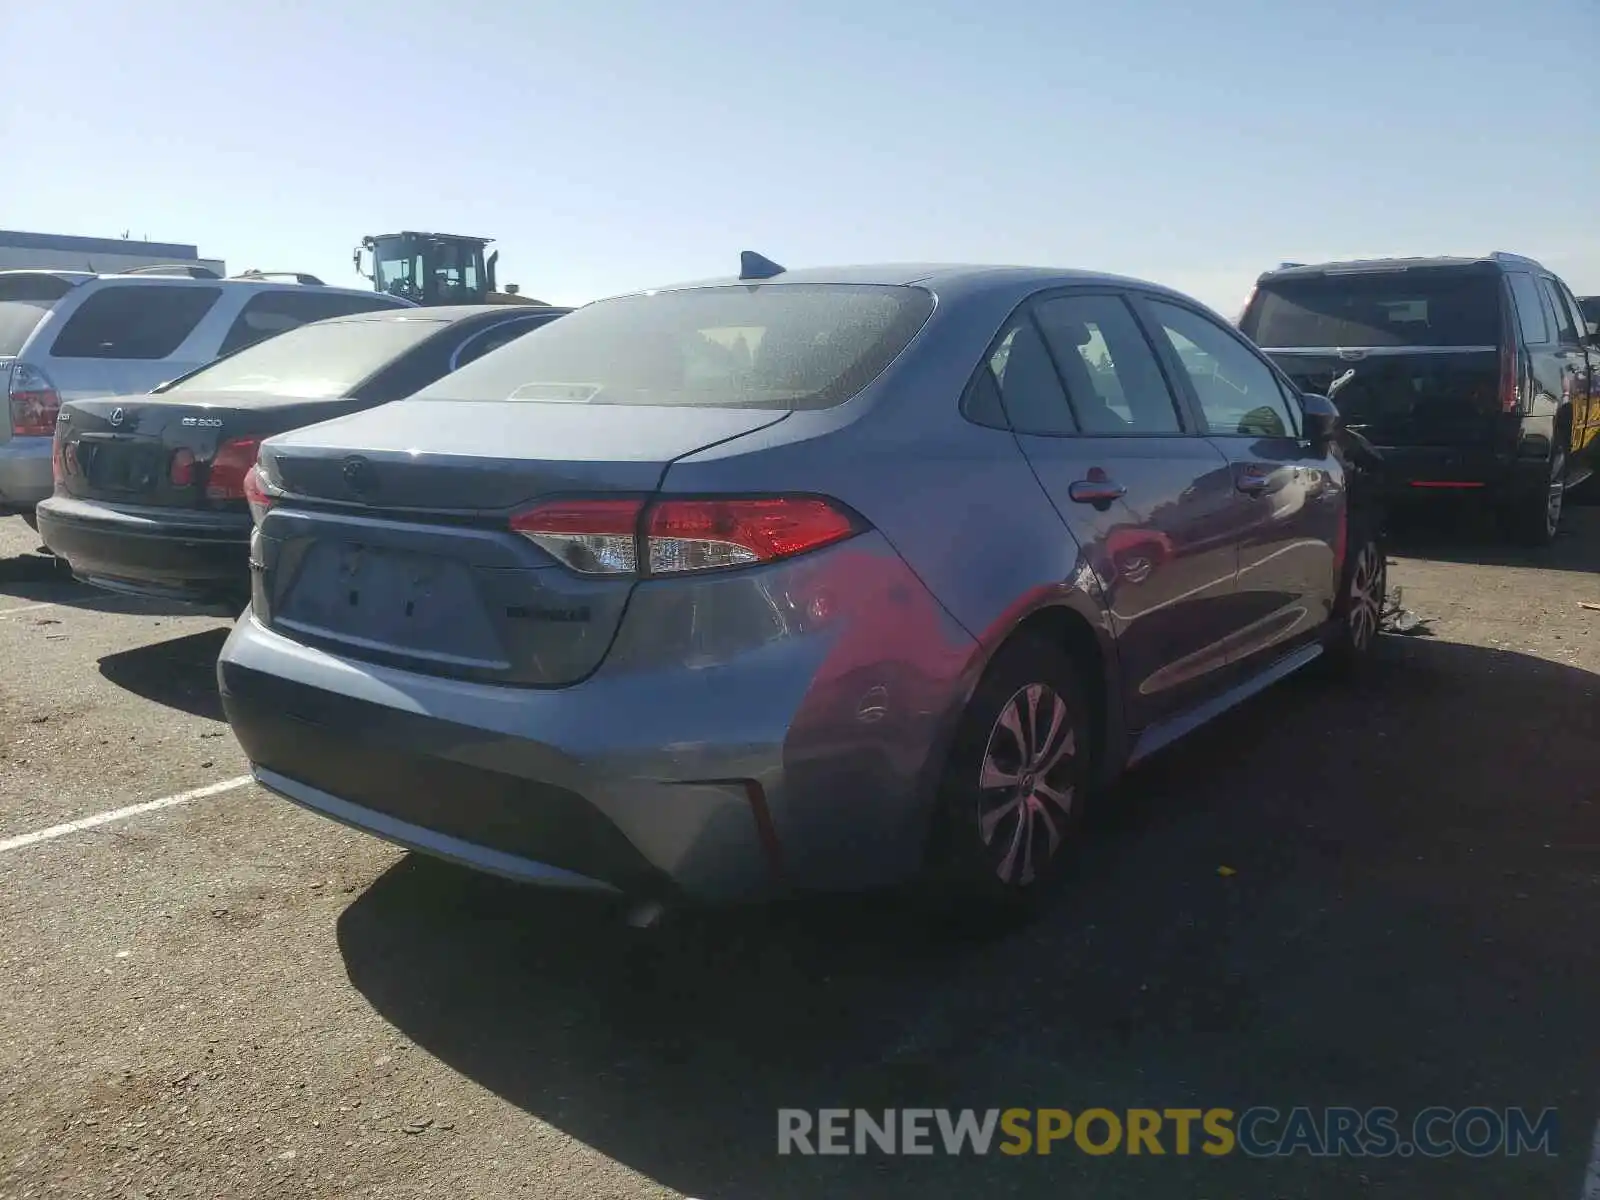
1368, 444, 1551, 497
36, 494, 251, 604
0, 436, 53, 511
218, 534, 978, 899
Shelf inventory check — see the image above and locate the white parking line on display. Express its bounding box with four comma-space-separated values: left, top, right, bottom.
0, 776, 254, 855
1581, 1115, 1600, 1200
0, 602, 60, 619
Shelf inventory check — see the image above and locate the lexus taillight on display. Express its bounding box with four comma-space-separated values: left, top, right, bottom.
510, 495, 862, 576
9, 363, 61, 437
242, 464, 275, 525
170, 448, 196, 486
206, 437, 263, 501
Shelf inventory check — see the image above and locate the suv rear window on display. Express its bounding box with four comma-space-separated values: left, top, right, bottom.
1240, 271, 1501, 348
164, 315, 447, 399
412, 283, 935, 410
50, 284, 222, 360
0, 274, 73, 356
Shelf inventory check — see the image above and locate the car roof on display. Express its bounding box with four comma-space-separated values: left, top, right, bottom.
0, 267, 395, 300
320, 303, 571, 325
1257, 252, 1548, 283
615, 262, 1204, 309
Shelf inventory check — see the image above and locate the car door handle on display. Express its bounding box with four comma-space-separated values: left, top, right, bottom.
1068, 479, 1127, 503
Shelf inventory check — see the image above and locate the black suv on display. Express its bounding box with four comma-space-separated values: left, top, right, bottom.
1239, 254, 1599, 544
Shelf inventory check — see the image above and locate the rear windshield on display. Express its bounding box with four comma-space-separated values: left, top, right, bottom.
411, 283, 935, 410
164, 316, 447, 399
1240, 271, 1501, 348
0, 274, 73, 356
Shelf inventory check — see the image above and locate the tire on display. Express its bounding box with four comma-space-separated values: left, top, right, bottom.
1324, 520, 1387, 675
930, 635, 1093, 914
1505, 440, 1567, 547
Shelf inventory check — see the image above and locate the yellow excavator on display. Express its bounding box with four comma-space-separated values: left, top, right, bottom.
353, 232, 549, 306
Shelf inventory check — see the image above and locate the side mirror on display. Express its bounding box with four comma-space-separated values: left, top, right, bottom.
1300, 391, 1340, 447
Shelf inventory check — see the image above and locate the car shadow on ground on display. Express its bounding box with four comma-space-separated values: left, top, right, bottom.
335, 637, 1600, 1199
97, 628, 230, 721
1389, 500, 1600, 574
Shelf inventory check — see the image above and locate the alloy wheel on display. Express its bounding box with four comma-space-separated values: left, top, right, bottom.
1348, 543, 1384, 651
977, 683, 1078, 886
1545, 448, 1566, 539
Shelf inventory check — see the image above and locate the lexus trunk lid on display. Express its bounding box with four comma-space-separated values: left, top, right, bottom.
57, 391, 370, 510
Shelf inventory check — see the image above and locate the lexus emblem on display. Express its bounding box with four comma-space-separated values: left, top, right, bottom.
108, 407, 125, 427
341, 456, 375, 495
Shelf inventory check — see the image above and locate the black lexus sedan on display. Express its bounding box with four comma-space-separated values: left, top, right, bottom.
37, 304, 569, 611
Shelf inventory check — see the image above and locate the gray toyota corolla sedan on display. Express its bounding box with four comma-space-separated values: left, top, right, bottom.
218, 257, 1384, 911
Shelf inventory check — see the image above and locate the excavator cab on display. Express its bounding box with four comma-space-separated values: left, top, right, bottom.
354, 232, 523, 306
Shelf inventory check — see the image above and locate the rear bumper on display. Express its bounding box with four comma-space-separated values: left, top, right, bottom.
1368, 444, 1550, 501
36, 495, 251, 611
0, 437, 54, 512
217, 534, 977, 901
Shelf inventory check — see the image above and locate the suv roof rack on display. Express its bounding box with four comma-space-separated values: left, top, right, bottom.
1488, 250, 1540, 267
229, 269, 327, 286
119, 264, 222, 279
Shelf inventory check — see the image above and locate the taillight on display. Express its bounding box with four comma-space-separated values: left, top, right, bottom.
206, 437, 262, 501
510, 498, 642, 574
9, 363, 61, 437
647, 497, 859, 573
170, 448, 196, 486
510, 495, 862, 576
242, 464, 275, 525
1499, 291, 1521, 413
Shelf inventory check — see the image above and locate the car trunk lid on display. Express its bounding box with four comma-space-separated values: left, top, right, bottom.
255, 399, 790, 686
57, 391, 370, 510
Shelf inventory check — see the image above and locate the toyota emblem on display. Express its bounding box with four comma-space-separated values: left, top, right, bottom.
108, 407, 125, 427
341, 456, 374, 495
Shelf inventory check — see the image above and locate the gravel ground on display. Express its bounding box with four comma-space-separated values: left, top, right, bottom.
0, 506, 1597, 1200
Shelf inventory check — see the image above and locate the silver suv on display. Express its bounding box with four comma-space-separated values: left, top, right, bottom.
0, 268, 412, 526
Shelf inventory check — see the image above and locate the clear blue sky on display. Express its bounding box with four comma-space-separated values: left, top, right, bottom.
6, 0, 1596, 313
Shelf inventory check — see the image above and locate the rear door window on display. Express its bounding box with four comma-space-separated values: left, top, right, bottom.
218, 290, 410, 356
50, 285, 221, 359
977, 316, 1077, 436
1539, 277, 1581, 347
1505, 273, 1551, 345
450, 313, 563, 370
1034, 294, 1184, 434
1240, 271, 1501, 348
0, 274, 73, 356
